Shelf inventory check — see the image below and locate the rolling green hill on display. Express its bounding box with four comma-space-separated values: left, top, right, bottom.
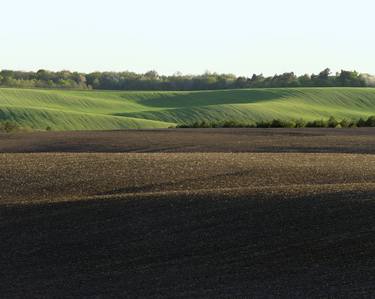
1, 87, 375, 130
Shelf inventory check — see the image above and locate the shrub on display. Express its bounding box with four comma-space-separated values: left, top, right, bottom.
222, 120, 256, 128
357, 118, 367, 127
222, 120, 240, 128
196, 121, 211, 128
256, 120, 272, 128
306, 119, 328, 128
295, 118, 306, 128
327, 116, 339, 128
0, 121, 20, 133
366, 116, 375, 127
340, 119, 356, 128
271, 119, 296, 128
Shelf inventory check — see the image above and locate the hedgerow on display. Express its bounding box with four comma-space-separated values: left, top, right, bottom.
176, 116, 375, 129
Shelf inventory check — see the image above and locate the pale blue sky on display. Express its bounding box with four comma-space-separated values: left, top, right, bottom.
1, 0, 374, 76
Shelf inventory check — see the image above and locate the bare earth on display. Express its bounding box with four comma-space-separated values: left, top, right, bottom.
1, 128, 375, 154
1, 129, 375, 297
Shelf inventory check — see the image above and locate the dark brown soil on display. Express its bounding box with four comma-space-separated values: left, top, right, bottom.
1, 129, 375, 297
1, 127, 375, 153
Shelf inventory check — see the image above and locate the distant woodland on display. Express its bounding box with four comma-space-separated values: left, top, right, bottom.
1, 68, 374, 91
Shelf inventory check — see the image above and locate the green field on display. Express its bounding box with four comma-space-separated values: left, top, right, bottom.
1, 87, 375, 130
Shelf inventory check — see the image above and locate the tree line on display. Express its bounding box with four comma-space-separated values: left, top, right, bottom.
0, 68, 374, 91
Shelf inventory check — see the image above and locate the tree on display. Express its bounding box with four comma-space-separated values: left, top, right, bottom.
144, 70, 159, 80
235, 77, 250, 88
271, 72, 298, 87
337, 70, 362, 87
315, 68, 332, 86
298, 74, 312, 87
360, 74, 375, 87
250, 74, 265, 87
36, 69, 53, 81
318, 68, 331, 80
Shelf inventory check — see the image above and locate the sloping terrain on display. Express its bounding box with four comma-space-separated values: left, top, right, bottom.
1, 87, 375, 130
1, 130, 375, 297
2, 152, 375, 297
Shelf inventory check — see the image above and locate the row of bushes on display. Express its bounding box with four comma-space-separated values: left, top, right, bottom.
177, 116, 375, 129
0, 121, 53, 133
0, 121, 21, 133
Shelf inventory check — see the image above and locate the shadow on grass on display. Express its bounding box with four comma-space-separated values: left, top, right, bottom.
121, 89, 287, 109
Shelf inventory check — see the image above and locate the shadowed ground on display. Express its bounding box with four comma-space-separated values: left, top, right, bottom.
1, 129, 375, 297
3, 190, 375, 298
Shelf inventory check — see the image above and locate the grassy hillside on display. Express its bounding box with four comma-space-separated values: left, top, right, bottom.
1, 87, 375, 130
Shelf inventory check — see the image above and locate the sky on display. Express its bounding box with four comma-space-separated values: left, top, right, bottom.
1, 0, 374, 76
